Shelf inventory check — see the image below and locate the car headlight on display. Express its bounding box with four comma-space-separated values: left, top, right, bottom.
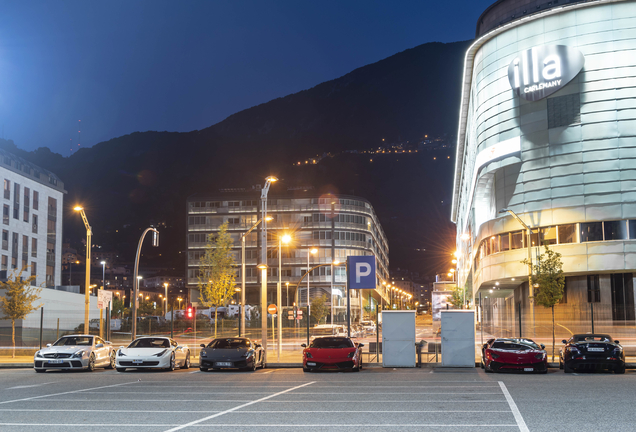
347, 351, 355, 359
118, 349, 126, 357
242, 350, 253, 359
72, 350, 85, 358
534, 353, 545, 360
35, 351, 42, 358
154, 349, 168, 357
305, 352, 313, 358
200, 350, 207, 357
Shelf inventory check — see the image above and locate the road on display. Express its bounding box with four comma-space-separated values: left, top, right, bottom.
0, 365, 634, 431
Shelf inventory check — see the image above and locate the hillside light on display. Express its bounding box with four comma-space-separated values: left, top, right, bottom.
74, 206, 92, 334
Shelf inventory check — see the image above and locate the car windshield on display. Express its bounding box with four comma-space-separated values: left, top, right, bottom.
492, 339, 539, 350
573, 335, 613, 343
128, 338, 170, 348
310, 338, 354, 348
208, 339, 249, 349
53, 336, 93, 346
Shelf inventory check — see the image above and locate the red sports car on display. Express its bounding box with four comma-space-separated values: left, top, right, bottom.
302, 337, 364, 372
481, 338, 548, 373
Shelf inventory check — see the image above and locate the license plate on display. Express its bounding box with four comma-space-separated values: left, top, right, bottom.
47, 359, 63, 364
307, 362, 316, 366
132, 360, 143, 364
215, 362, 232, 367
588, 348, 604, 352
524, 368, 533, 371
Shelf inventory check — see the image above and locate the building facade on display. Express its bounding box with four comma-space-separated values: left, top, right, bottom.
0, 149, 65, 287
452, 0, 636, 335
186, 191, 390, 323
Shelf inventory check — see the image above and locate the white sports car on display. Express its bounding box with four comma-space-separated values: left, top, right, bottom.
116, 336, 190, 372
34, 334, 115, 372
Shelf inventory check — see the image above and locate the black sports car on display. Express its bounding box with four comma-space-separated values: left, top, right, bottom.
559, 334, 625, 374
199, 337, 264, 371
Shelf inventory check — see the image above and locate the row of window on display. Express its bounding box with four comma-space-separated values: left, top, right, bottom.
189, 198, 370, 209
313, 231, 367, 242
475, 220, 636, 268
187, 265, 348, 279
3, 180, 40, 210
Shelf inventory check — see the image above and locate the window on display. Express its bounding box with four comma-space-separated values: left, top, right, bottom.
304, 216, 312, 223
581, 222, 603, 242
587, 275, 600, 303
0, 230, 6, 251
1, 255, 6, 271
227, 217, 239, 224
31, 262, 36, 285
541, 227, 557, 245
604, 221, 627, 241
558, 224, 576, 244
511, 231, 523, 249
500, 233, 510, 251
23, 187, 29, 222
3, 180, 9, 200
610, 273, 635, 321
13, 183, 19, 219
33, 191, 38, 210
32, 214, 38, 233
22, 235, 28, 268
31, 238, 37, 258
489, 236, 499, 254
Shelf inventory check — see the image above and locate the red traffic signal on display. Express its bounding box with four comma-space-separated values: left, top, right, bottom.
186, 303, 193, 319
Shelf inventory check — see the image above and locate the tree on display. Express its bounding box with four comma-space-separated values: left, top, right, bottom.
0, 267, 41, 358
310, 294, 329, 325
448, 285, 467, 309
522, 243, 565, 361
110, 296, 128, 319
197, 221, 237, 338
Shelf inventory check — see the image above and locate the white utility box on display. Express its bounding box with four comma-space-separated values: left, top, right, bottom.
441, 310, 475, 367
382, 310, 416, 368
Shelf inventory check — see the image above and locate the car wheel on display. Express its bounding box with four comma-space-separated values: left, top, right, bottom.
169, 353, 176, 371
564, 362, 574, 373
34, 369, 45, 373
182, 353, 190, 370
480, 360, 485, 369
261, 362, 267, 369
116, 368, 126, 372
87, 353, 96, 372
615, 365, 626, 374
559, 360, 563, 370
250, 360, 257, 372
199, 367, 208, 372
106, 352, 116, 369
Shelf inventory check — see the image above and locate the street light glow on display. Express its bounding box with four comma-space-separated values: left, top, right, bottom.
282, 234, 292, 244
73, 206, 83, 211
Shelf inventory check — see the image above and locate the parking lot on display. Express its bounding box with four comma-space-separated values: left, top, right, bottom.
0, 366, 635, 431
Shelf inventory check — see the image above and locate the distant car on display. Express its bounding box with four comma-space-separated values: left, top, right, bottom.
559, 334, 625, 374
34, 335, 115, 373
360, 320, 376, 334
199, 337, 264, 371
116, 337, 190, 372
311, 324, 346, 338
481, 338, 547, 373
302, 336, 364, 372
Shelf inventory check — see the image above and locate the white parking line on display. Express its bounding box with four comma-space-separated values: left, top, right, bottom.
6, 381, 57, 390
498, 382, 529, 432
0, 424, 521, 428
0, 381, 136, 405
162, 381, 315, 432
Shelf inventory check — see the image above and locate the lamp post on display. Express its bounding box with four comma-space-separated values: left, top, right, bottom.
73, 206, 92, 334
305, 248, 318, 307
132, 228, 159, 340
163, 282, 169, 316
278, 233, 291, 362
100, 261, 106, 338
260, 176, 277, 364
240, 216, 272, 338
499, 208, 534, 336
285, 282, 289, 306
330, 260, 340, 325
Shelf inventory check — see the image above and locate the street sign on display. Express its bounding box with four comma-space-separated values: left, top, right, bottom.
268, 304, 277, 315
347, 256, 376, 289
98, 290, 113, 310
296, 310, 303, 319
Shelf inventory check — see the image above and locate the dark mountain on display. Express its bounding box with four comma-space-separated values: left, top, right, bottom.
0, 40, 470, 277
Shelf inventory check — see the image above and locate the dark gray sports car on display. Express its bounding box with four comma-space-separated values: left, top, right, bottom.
199, 337, 264, 371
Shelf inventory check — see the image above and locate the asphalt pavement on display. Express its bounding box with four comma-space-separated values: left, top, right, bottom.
0, 365, 634, 431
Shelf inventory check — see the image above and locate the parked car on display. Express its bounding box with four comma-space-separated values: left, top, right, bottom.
116, 337, 190, 372
559, 334, 625, 374
481, 338, 547, 373
34, 335, 115, 373
311, 324, 346, 338
302, 336, 364, 372
199, 337, 264, 371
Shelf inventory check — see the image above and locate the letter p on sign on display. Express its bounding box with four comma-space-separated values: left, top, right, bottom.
356, 262, 371, 283
348, 256, 376, 289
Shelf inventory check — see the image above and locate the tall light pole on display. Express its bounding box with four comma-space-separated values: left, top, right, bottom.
278, 233, 291, 362
163, 282, 169, 316
132, 228, 159, 340
499, 208, 534, 336
306, 248, 318, 307
74, 206, 92, 334
100, 261, 106, 338
330, 260, 340, 325
260, 176, 277, 364
240, 215, 272, 337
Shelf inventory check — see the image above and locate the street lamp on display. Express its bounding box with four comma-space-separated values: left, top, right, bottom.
74, 206, 92, 334
278, 233, 291, 361
163, 282, 169, 316
331, 260, 339, 325
260, 176, 277, 364
132, 227, 159, 340
240, 215, 272, 337
100, 261, 106, 339
499, 208, 535, 334
305, 248, 318, 307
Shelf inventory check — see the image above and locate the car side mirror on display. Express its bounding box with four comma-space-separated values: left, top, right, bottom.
200, 344, 206, 348
301, 343, 307, 348
254, 343, 261, 348
561, 340, 567, 344
358, 343, 364, 348
540, 344, 545, 349
483, 343, 489, 349
46, 343, 51, 347
119, 346, 125, 349
615, 340, 620, 345
95, 343, 104, 348
105, 341, 112, 345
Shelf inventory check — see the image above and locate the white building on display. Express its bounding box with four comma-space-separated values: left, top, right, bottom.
0, 149, 64, 287
452, 0, 636, 336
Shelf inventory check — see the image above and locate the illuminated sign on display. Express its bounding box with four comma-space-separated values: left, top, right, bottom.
508, 45, 584, 102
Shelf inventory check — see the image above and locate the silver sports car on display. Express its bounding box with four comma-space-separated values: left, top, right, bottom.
34, 334, 115, 372
116, 336, 190, 372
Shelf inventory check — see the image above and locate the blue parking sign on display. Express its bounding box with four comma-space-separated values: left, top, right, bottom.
347, 256, 376, 289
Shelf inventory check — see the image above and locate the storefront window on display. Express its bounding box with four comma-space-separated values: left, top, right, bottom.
511, 231, 523, 249
541, 227, 557, 245
500, 233, 510, 251
604, 220, 627, 240
558, 224, 576, 244
581, 222, 603, 242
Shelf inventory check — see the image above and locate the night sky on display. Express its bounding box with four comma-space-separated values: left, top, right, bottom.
1, 0, 494, 154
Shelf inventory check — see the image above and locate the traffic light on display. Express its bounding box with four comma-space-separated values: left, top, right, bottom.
186, 304, 193, 319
